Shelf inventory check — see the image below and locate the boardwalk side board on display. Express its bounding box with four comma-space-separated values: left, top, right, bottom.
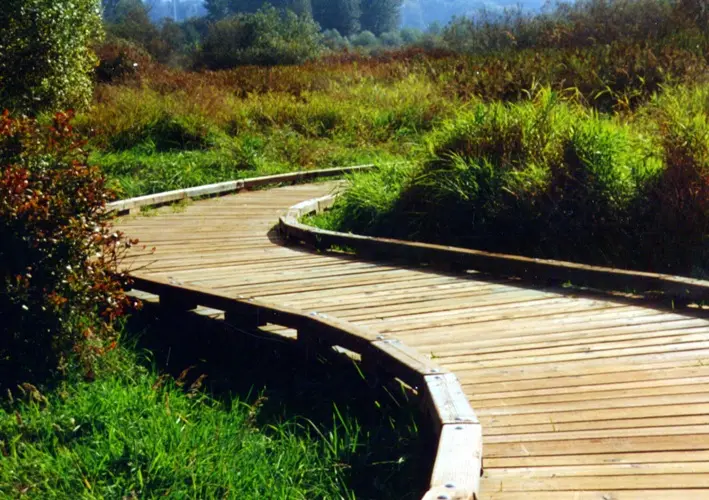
278, 195, 709, 303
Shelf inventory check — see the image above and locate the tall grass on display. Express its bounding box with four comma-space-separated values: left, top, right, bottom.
83, 10, 709, 198
317, 86, 709, 275
1, 311, 427, 499
0, 372, 351, 498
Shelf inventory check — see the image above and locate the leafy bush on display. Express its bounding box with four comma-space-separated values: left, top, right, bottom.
95, 38, 155, 84
350, 30, 379, 48
323, 29, 351, 51
0, 0, 103, 115
200, 7, 322, 68
637, 85, 709, 273
380, 31, 404, 47
0, 112, 132, 384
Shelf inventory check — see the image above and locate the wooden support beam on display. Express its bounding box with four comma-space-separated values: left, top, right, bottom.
159, 291, 197, 312
224, 309, 266, 329
423, 373, 479, 432
426, 423, 483, 500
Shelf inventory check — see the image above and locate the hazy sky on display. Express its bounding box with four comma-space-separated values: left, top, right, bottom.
401, 0, 547, 29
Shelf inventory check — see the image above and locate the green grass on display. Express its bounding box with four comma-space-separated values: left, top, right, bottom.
0, 307, 428, 499
311, 85, 709, 276
78, 76, 445, 198
0, 355, 353, 499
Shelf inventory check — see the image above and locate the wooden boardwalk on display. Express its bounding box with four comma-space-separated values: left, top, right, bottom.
116, 181, 709, 499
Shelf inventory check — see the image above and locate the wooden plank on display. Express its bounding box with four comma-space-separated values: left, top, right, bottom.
424, 373, 479, 429
485, 461, 709, 478
484, 434, 709, 458
370, 338, 447, 385
427, 424, 483, 498
482, 414, 709, 436
481, 473, 709, 491
280, 215, 709, 302
108, 166, 371, 212
484, 491, 709, 500
484, 450, 709, 468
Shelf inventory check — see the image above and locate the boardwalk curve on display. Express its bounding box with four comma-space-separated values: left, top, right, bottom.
114, 171, 709, 499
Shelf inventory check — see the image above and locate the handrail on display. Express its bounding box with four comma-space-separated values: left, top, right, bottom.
279, 194, 709, 304
107, 165, 376, 214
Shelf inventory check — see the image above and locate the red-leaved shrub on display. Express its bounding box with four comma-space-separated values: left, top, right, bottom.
0, 111, 133, 384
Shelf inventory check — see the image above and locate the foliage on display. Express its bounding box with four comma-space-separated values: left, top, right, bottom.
318, 87, 709, 275
323, 29, 352, 51
350, 30, 379, 47
95, 38, 156, 84
0, 0, 103, 115
360, 0, 403, 34
440, 0, 695, 55
0, 357, 355, 498
103, 2, 204, 66
637, 84, 709, 273
204, 0, 404, 38
0, 112, 132, 384
313, 0, 362, 36
200, 7, 323, 68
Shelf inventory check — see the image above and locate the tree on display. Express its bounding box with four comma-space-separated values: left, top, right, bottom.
200, 6, 322, 68
206, 0, 311, 19
0, 0, 104, 115
102, 0, 144, 21
360, 0, 402, 34
312, 0, 361, 36
106, 1, 160, 49
205, 0, 232, 19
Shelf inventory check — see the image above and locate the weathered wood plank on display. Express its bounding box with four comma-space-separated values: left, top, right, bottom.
427, 423, 483, 499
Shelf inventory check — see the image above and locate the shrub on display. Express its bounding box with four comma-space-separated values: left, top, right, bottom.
380, 31, 404, 47
95, 37, 155, 84
0, 112, 132, 384
441, 0, 685, 56
0, 0, 103, 115
350, 30, 379, 48
323, 29, 351, 51
638, 85, 709, 273
322, 90, 689, 270
200, 7, 323, 68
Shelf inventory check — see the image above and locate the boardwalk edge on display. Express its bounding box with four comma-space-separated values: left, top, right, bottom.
278, 194, 709, 304
106, 165, 375, 214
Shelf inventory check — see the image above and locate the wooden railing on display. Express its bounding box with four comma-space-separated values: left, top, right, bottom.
127, 275, 483, 500
279, 194, 709, 304
107, 165, 375, 215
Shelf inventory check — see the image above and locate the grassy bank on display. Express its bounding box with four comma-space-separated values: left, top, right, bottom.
0, 307, 427, 499
1, 358, 351, 498
312, 84, 709, 276
80, 10, 709, 199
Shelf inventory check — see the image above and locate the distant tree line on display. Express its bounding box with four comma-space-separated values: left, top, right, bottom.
204, 0, 403, 35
